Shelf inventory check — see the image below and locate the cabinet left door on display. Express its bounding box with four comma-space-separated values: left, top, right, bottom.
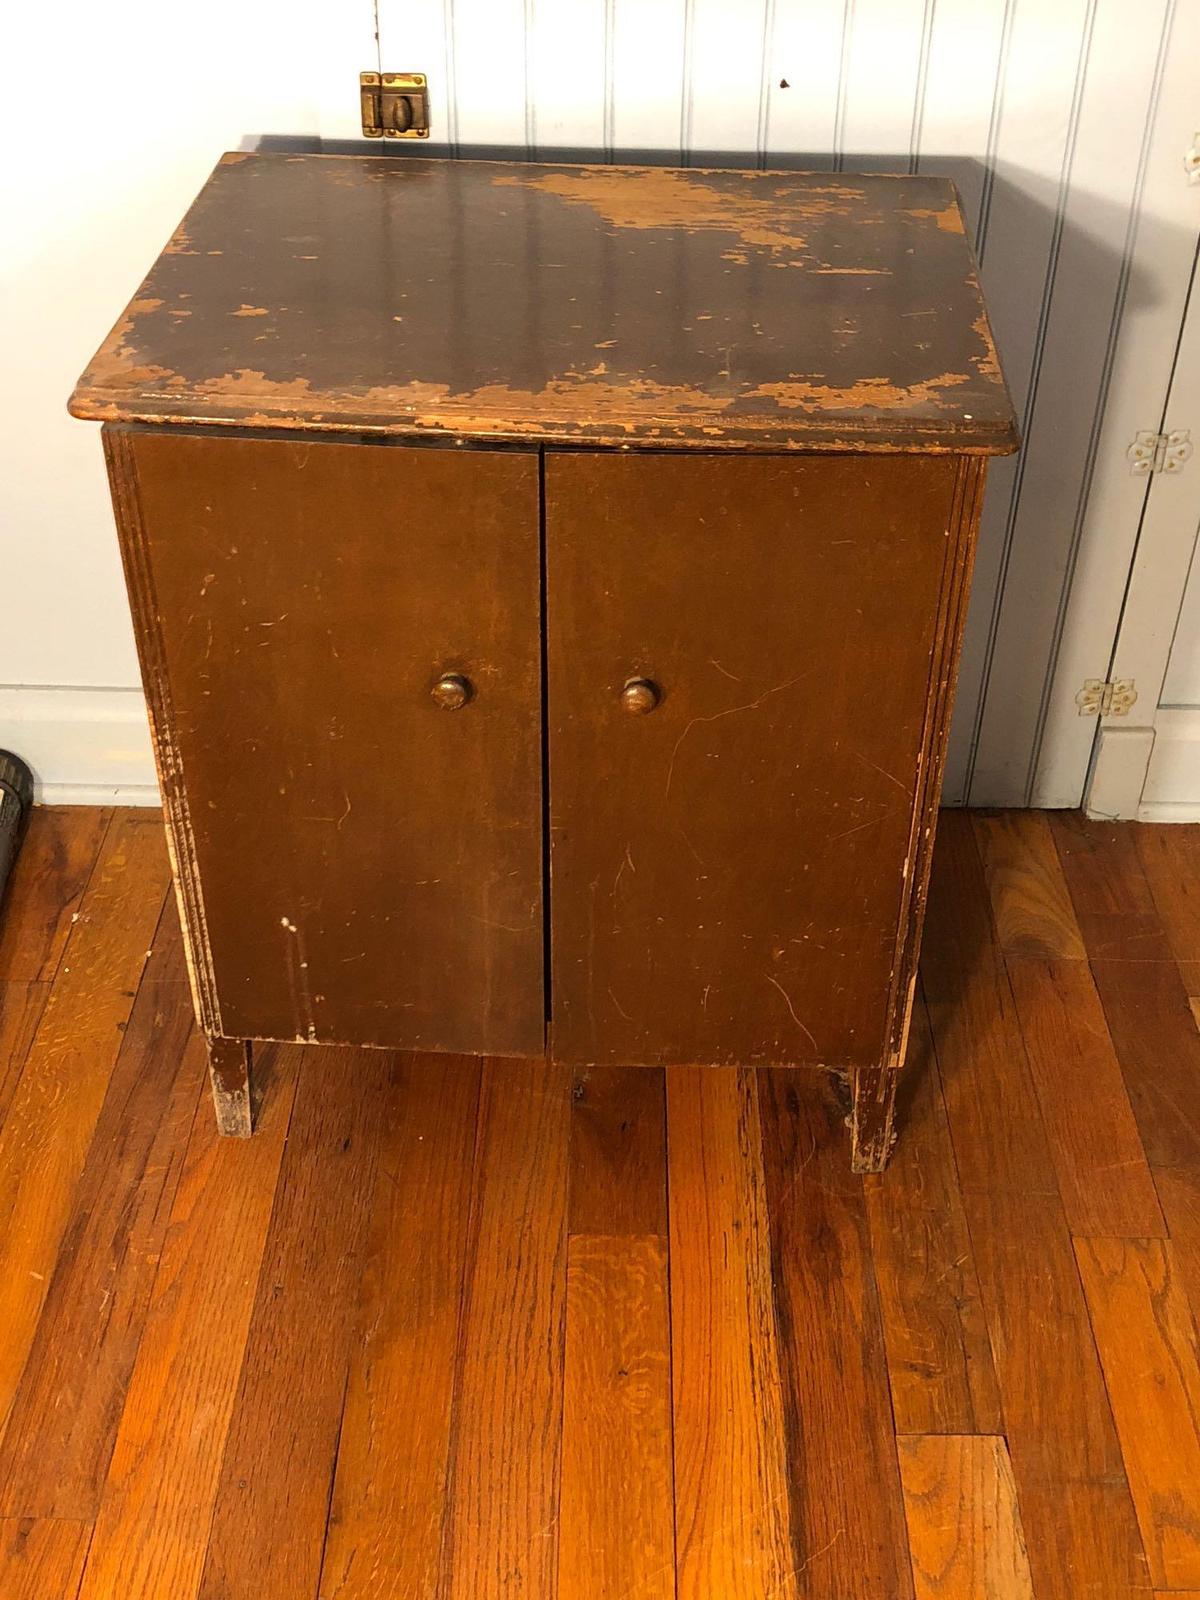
106, 429, 545, 1057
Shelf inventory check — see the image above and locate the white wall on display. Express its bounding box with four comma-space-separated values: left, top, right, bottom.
4, 0, 1198, 806
0, 2, 372, 802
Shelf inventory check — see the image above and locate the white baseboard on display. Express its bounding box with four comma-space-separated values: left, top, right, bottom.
0, 685, 159, 806
1139, 707, 1200, 821
1085, 724, 1155, 820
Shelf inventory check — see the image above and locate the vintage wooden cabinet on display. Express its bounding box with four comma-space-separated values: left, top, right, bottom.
72, 154, 1016, 1169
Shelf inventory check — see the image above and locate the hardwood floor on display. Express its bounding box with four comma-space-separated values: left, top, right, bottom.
0, 805, 1198, 1598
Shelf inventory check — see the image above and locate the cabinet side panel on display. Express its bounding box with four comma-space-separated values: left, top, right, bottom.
546, 451, 960, 1068
104, 426, 222, 1038
121, 430, 544, 1057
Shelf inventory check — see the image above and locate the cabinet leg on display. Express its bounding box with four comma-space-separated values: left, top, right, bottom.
206, 1036, 254, 1138
850, 1064, 899, 1173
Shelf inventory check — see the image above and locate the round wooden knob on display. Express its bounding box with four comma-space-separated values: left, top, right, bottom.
621, 677, 660, 716
431, 672, 472, 710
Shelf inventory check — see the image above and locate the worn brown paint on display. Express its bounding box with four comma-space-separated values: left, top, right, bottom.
71, 154, 1015, 454
545, 450, 971, 1075
77, 153, 1016, 1168
105, 428, 545, 1061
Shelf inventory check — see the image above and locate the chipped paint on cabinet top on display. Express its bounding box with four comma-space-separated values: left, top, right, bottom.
71, 153, 1017, 454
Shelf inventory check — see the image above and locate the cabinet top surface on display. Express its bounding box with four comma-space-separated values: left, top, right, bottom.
71, 153, 1017, 453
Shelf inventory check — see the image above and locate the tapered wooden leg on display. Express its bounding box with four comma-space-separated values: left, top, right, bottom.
850, 1064, 899, 1173
206, 1036, 254, 1138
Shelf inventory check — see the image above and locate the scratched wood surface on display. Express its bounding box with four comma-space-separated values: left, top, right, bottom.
546, 449, 961, 1069
69, 154, 1017, 453
3, 804, 1200, 1599
108, 428, 546, 1057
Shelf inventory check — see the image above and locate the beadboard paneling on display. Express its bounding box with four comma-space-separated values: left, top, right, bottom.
374, 0, 1198, 809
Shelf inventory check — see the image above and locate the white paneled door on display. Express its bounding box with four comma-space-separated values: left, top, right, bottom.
377, 0, 1200, 810
1092, 222, 1200, 819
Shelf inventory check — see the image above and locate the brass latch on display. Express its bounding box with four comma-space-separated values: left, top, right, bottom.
360, 73, 430, 139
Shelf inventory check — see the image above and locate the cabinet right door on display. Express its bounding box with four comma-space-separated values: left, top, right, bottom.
545, 450, 969, 1070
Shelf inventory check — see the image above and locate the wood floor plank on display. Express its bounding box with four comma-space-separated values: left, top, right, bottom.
0, 814, 171, 1426
1076, 1237, 1200, 1590
1013, 1480, 1150, 1600
898, 1435, 1034, 1599
0, 983, 47, 1135
198, 1049, 389, 1600
76, 1046, 299, 1600
964, 1188, 1126, 1485
1135, 823, 1200, 967
1088, 952, 1200, 1171
1003, 956, 1164, 1238
1049, 811, 1158, 924
961, 1189, 1150, 1598
972, 810, 1086, 960
922, 812, 1058, 1198
1052, 810, 1200, 1171
0, 806, 112, 983
759, 1070, 915, 1599
865, 998, 1002, 1434
559, 1234, 674, 1600
319, 1059, 481, 1600
568, 1063, 667, 1238
1157, 1166, 1200, 1334
0, 1516, 92, 1600
0, 908, 204, 1518
440, 1059, 569, 1600
667, 1065, 797, 1600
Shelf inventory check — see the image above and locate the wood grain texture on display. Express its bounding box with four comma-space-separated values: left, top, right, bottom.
972, 810, 1086, 959
0, 814, 170, 1425
440, 1060, 569, 1600
2, 806, 1195, 1600
76, 1047, 299, 1600
120, 429, 545, 1058
865, 998, 1002, 1434
0, 906, 203, 1519
963, 1186, 1127, 1486
1076, 1238, 1200, 1590
71, 156, 1017, 453
1049, 811, 1162, 955
760, 1070, 915, 1599
1134, 822, 1200, 970
960, 1189, 1150, 1599
568, 1065, 667, 1238
1003, 956, 1164, 1238
666, 1066, 796, 1600
198, 1050, 389, 1600
922, 811, 1058, 1197
1090, 952, 1200, 1172
0, 806, 111, 982
0, 984, 47, 1136
996, 1480, 1148, 1600
559, 1235, 674, 1600
1051, 808, 1200, 1169
319, 1059, 481, 1600
898, 1435, 1033, 1599
1157, 1166, 1200, 1335
547, 449, 959, 1070
0, 1518, 91, 1600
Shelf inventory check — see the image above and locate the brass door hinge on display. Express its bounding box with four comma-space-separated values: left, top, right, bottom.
1126, 428, 1192, 476
361, 72, 430, 139
1076, 678, 1137, 717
